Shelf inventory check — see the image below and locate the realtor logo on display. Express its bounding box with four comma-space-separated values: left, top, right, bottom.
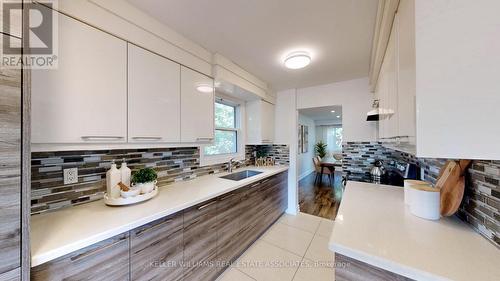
1, 0, 58, 69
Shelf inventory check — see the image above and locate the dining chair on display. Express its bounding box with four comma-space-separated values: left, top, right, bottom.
313, 157, 333, 186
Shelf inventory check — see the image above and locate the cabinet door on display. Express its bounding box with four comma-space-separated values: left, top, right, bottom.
31, 6, 127, 144
0, 34, 21, 281
31, 233, 130, 281
130, 212, 183, 281
386, 19, 399, 139
261, 101, 275, 143
180, 66, 214, 143
183, 198, 220, 281
216, 190, 242, 267
128, 44, 181, 143
396, 1, 416, 144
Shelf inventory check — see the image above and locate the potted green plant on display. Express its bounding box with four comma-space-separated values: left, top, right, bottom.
315, 141, 328, 158
132, 168, 158, 194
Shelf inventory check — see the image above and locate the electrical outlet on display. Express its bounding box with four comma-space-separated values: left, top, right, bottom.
64, 168, 78, 185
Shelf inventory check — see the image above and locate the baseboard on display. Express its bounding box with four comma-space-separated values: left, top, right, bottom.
299, 169, 315, 181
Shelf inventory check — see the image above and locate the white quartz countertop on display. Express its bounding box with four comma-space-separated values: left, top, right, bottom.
31, 165, 288, 267
329, 181, 500, 281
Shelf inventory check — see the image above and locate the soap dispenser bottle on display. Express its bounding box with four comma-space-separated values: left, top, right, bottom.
106, 161, 121, 198
120, 159, 131, 187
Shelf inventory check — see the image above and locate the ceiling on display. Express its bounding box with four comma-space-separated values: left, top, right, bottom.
299, 106, 342, 122
126, 0, 378, 91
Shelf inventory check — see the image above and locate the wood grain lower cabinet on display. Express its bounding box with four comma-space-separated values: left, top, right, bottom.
30, 171, 288, 281
183, 198, 220, 281
31, 233, 130, 281
0, 34, 22, 281
130, 212, 183, 281
335, 253, 414, 281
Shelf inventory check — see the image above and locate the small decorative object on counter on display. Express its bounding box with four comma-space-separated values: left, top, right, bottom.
106, 161, 121, 199
119, 159, 131, 187
255, 157, 275, 167
404, 180, 428, 206
104, 168, 159, 206
408, 184, 441, 220
132, 168, 158, 194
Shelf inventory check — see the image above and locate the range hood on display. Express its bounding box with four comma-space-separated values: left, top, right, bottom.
366, 108, 395, 121
366, 100, 394, 121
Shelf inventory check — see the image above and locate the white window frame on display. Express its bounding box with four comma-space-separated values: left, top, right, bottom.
200, 95, 246, 166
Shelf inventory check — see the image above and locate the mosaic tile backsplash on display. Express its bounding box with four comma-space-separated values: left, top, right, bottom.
31, 145, 289, 215
342, 141, 394, 182
342, 141, 499, 247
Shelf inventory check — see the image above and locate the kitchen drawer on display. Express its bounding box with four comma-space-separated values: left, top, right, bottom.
130, 212, 183, 281
183, 198, 219, 280
217, 190, 243, 266
31, 233, 130, 281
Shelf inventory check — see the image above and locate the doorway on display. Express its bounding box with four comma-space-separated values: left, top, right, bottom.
297, 106, 344, 220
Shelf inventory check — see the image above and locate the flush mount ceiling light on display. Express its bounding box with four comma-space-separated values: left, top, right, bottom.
196, 84, 214, 93
337, 115, 341, 118
284, 51, 311, 69
331, 110, 336, 113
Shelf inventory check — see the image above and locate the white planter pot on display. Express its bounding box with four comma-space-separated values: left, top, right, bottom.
132, 180, 157, 194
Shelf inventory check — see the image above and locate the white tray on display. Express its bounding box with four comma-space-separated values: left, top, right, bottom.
104, 186, 158, 206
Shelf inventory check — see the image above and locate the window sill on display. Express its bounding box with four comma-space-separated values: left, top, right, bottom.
199, 152, 245, 167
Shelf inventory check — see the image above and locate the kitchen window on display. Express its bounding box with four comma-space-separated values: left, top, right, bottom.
204, 101, 239, 156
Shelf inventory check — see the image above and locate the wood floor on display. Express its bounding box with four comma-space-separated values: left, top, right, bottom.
298, 171, 343, 220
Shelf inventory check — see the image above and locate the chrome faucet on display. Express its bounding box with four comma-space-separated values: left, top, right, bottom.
228, 158, 236, 173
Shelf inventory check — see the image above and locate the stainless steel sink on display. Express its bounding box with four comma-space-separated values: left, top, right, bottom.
219, 170, 263, 181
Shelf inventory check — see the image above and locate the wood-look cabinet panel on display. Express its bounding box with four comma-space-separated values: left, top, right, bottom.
0, 34, 21, 281
335, 253, 414, 281
31, 233, 130, 281
183, 198, 219, 281
130, 212, 184, 281
216, 190, 243, 266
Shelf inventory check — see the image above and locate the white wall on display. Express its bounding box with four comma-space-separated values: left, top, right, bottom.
297, 114, 316, 180
274, 89, 299, 215
296, 77, 377, 142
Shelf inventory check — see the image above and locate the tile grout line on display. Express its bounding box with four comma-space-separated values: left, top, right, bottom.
235, 268, 257, 281
291, 222, 318, 281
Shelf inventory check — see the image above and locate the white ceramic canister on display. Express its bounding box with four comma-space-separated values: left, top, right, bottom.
409, 185, 441, 220
404, 180, 428, 206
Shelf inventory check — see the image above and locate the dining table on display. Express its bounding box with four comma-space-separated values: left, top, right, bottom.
319, 157, 342, 185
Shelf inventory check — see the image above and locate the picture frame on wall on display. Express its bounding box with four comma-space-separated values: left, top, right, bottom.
298, 125, 309, 154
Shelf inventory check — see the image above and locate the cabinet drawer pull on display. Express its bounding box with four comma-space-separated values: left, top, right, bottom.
135, 219, 174, 237
197, 200, 217, 210
70, 236, 127, 262
81, 136, 124, 141
220, 193, 237, 201
261, 139, 272, 143
261, 178, 271, 184
250, 182, 260, 188
132, 136, 162, 140
196, 137, 214, 141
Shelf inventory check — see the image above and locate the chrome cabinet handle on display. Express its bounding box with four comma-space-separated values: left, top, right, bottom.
197, 200, 217, 210
196, 137, 214, 141
261, 139, 272, 143
132, 136, 162, 140
134, 219, 174, 237
81, 136, 124, 141
70, 236, 127, 262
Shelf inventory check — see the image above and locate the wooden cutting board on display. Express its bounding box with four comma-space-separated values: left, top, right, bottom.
436, 160, 471, 216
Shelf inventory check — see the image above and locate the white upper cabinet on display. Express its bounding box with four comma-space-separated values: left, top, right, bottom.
246, 100, 275, 144
31, 7, 127, 144
128, 44, 181, 143
180, 66, 215, 143
396, 0, 416, 145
